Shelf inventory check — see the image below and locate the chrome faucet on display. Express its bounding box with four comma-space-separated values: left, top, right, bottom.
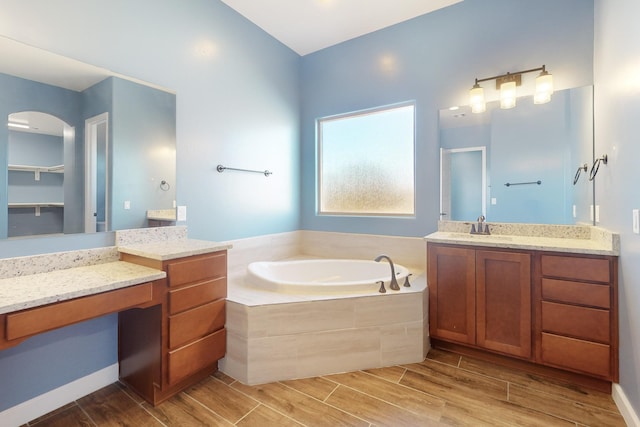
470, 215, 490, 235
374, 254, 400, 291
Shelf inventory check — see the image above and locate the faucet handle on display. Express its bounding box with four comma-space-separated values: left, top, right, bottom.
377, 280, 386, 293
403, 273, 412, 287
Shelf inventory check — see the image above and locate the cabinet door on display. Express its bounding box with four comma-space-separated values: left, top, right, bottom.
476, 250, 531, 358
428, 244, 476, 344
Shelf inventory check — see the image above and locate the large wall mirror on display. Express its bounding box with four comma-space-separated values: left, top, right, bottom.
439, 85, 594, 225
0, 37, 176, 239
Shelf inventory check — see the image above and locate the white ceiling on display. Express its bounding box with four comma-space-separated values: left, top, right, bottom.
220, 0, 463, 56
0, 36, 112, 92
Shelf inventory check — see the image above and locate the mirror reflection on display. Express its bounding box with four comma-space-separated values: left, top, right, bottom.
1, 39, 176, 239
439, 85, 594, 225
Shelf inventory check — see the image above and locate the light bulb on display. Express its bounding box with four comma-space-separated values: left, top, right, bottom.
535, 70, 554, 104
500, 81, 517, 109
470, 83, 486, 113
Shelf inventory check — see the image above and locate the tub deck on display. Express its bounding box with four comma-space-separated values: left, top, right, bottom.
220, 266, 428, 385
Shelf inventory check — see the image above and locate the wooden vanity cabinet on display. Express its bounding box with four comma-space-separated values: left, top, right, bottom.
428, 244, 532, 358
428, 242, 619, 384
534, 252, 618, 381
118, 250, 227, 405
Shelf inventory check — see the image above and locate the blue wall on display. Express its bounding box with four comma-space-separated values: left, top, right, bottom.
299, 0, 594, 236
0, 315, 117, 411
110, 78, 176, 231
595, 0, 640, 414
0, 0, 300, 413
489, 97, 571, 224
5, 0, 639, 420
0, 73, 82, 239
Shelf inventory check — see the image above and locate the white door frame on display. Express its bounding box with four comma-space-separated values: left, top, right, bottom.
440, 146, 487, 221
84, 112, 109, 233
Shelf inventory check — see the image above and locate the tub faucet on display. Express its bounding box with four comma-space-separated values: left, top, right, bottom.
374, 254, 400, 291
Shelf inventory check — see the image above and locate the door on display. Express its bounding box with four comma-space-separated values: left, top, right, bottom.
427, 244, 476, 345
84, 113, 109, 233
440, 147, 486, 221
476, 250, 532, 358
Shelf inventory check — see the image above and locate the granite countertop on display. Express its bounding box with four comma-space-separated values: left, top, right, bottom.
146, 209, 177, 221
425, 221, 620, 256
425, 230, 619, 256
118, 238, 232, 261
0, 261, 166, 314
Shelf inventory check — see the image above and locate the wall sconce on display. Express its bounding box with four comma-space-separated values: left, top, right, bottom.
469, 65, 553, 113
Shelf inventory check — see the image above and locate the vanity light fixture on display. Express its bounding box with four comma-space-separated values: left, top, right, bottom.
469, 81, 486, 113
470, 65, 553, 113
500, 79, 517, 109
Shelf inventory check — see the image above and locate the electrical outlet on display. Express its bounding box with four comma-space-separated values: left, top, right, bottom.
177, 205, 187, 221
491, 198, 497, 205
573, 205, 577, 218
633, 209, 639, 234
595, 205, 600, 223
590, 205, 594, 221
124, 200, 131, 210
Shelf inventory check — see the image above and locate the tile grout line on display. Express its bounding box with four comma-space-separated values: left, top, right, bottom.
457, 361, 620, 426
208, 375, 309, 426
272, 378, 373, 425
178, 391, 236, 426
322, 371, 444, 422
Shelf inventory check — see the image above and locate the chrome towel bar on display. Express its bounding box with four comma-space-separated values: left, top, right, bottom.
504, 180, 542, 187
216, 164, 272, 177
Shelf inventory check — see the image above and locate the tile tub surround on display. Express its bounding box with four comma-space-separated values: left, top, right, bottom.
219, 230, 429, 385
429, 221, 619, 256
221, 276, 429, 385
224, 230, 427, 279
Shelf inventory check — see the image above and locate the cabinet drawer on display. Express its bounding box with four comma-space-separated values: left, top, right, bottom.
541, 301, 610, 343
169, 277, 226, 315
168, 328, 226, 384
6, 283, 153, 340
542, 278, 610, 308
169, 299, 225, 349
541, 255, 610, 283
167, 252, 226, 288
541, 332, 610, 378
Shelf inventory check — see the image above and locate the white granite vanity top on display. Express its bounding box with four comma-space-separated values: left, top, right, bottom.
118, 239, 232, 261
0, 261, 166, 314
146, 209, 177, 221
425, 222, 619, 256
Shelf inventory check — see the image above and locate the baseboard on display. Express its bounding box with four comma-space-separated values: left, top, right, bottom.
613, 383, 640, 427
0, 363, 118, 427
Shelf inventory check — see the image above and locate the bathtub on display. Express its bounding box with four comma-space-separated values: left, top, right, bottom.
246, 258, 411, 293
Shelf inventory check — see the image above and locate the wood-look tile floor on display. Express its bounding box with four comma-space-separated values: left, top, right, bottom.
24, 349, 626, 427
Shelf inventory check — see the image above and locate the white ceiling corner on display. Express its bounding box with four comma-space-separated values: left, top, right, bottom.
220, 0, 463, 56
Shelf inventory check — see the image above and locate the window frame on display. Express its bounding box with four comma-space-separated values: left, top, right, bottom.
316, 101, 417, 217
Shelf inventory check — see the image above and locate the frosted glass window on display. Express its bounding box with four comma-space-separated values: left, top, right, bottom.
318, 103, 415, 216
